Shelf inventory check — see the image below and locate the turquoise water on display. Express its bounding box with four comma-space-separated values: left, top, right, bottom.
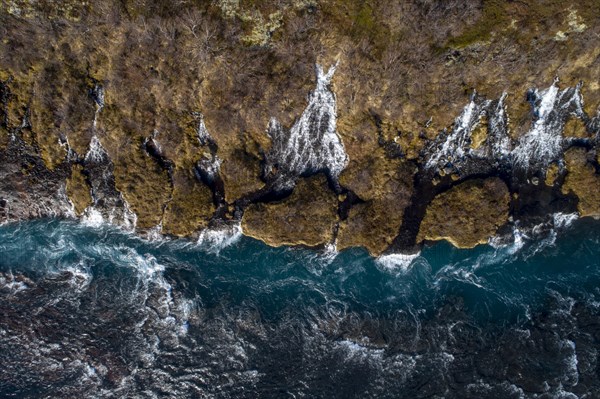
0, 218, 599, 398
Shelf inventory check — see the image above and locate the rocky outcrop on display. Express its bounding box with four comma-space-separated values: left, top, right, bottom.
562, 147, 600, 218
417, 178, 510, 248
1, 0, 599, 255
242, 174, 338, 247
0, 134, 73, 222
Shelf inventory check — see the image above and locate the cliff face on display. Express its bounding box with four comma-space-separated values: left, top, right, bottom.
1, 0, 599, 255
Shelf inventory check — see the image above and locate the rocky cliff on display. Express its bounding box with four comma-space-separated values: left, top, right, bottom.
1, 0, 599, 255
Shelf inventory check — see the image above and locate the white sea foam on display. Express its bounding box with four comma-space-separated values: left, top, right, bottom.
560, 339, 579, 386
299, 242, 340, 275
0, 272, 29, 293
128, 251, 165, 281
63, 262, 93, 291
550, 386, 578, 399
81, 202, 136, 231
144, 223, 164, 241
319, 242, 339, 264
489, 226, 527, 255
553, 212, 579, 229
337, 339, 384, 361
488, 212, 579, 259
81, 202, 137, 231
104, 246, 190, 337
81, 207, 105, 227
197, 223, 243, 254
376, 252, 420, 273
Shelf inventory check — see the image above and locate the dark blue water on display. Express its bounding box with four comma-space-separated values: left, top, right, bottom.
0, 218, 599, 398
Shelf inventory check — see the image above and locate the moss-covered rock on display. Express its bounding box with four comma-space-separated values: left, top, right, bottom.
66, 164, 92, 215
545, 162, 560, 187
112, 144, 172, 230
563, 117, 589, 138
162, 168, 215, 237
242, 174, 338, 247
337, 152, 414, 256
562, 148, 600, 218
417, 178, 510, 248
0, 126, 9, 150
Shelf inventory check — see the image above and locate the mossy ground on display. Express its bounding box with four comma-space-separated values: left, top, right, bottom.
0, 126, 8, 150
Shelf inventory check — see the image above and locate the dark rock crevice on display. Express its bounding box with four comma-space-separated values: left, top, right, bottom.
74, 82, 136, 227
192, 112, 228, 225
141, 131, 175, 230
0, 79, 9, 130
337, 189, 365, 221
388, 164, 504, 254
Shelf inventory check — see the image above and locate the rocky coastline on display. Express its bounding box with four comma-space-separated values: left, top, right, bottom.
1, 0, 599, 256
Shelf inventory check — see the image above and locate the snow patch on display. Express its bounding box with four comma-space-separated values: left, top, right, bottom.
194, 112, 211, 146
85, 135, 107, 163
426, 98, 482, 171
512, 80, 584, 172
197, 154, 222, 182
424, 94, 512, 174
266, 62, 347, 189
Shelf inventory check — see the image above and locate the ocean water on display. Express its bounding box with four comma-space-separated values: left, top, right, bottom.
0, 219, 599, 398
